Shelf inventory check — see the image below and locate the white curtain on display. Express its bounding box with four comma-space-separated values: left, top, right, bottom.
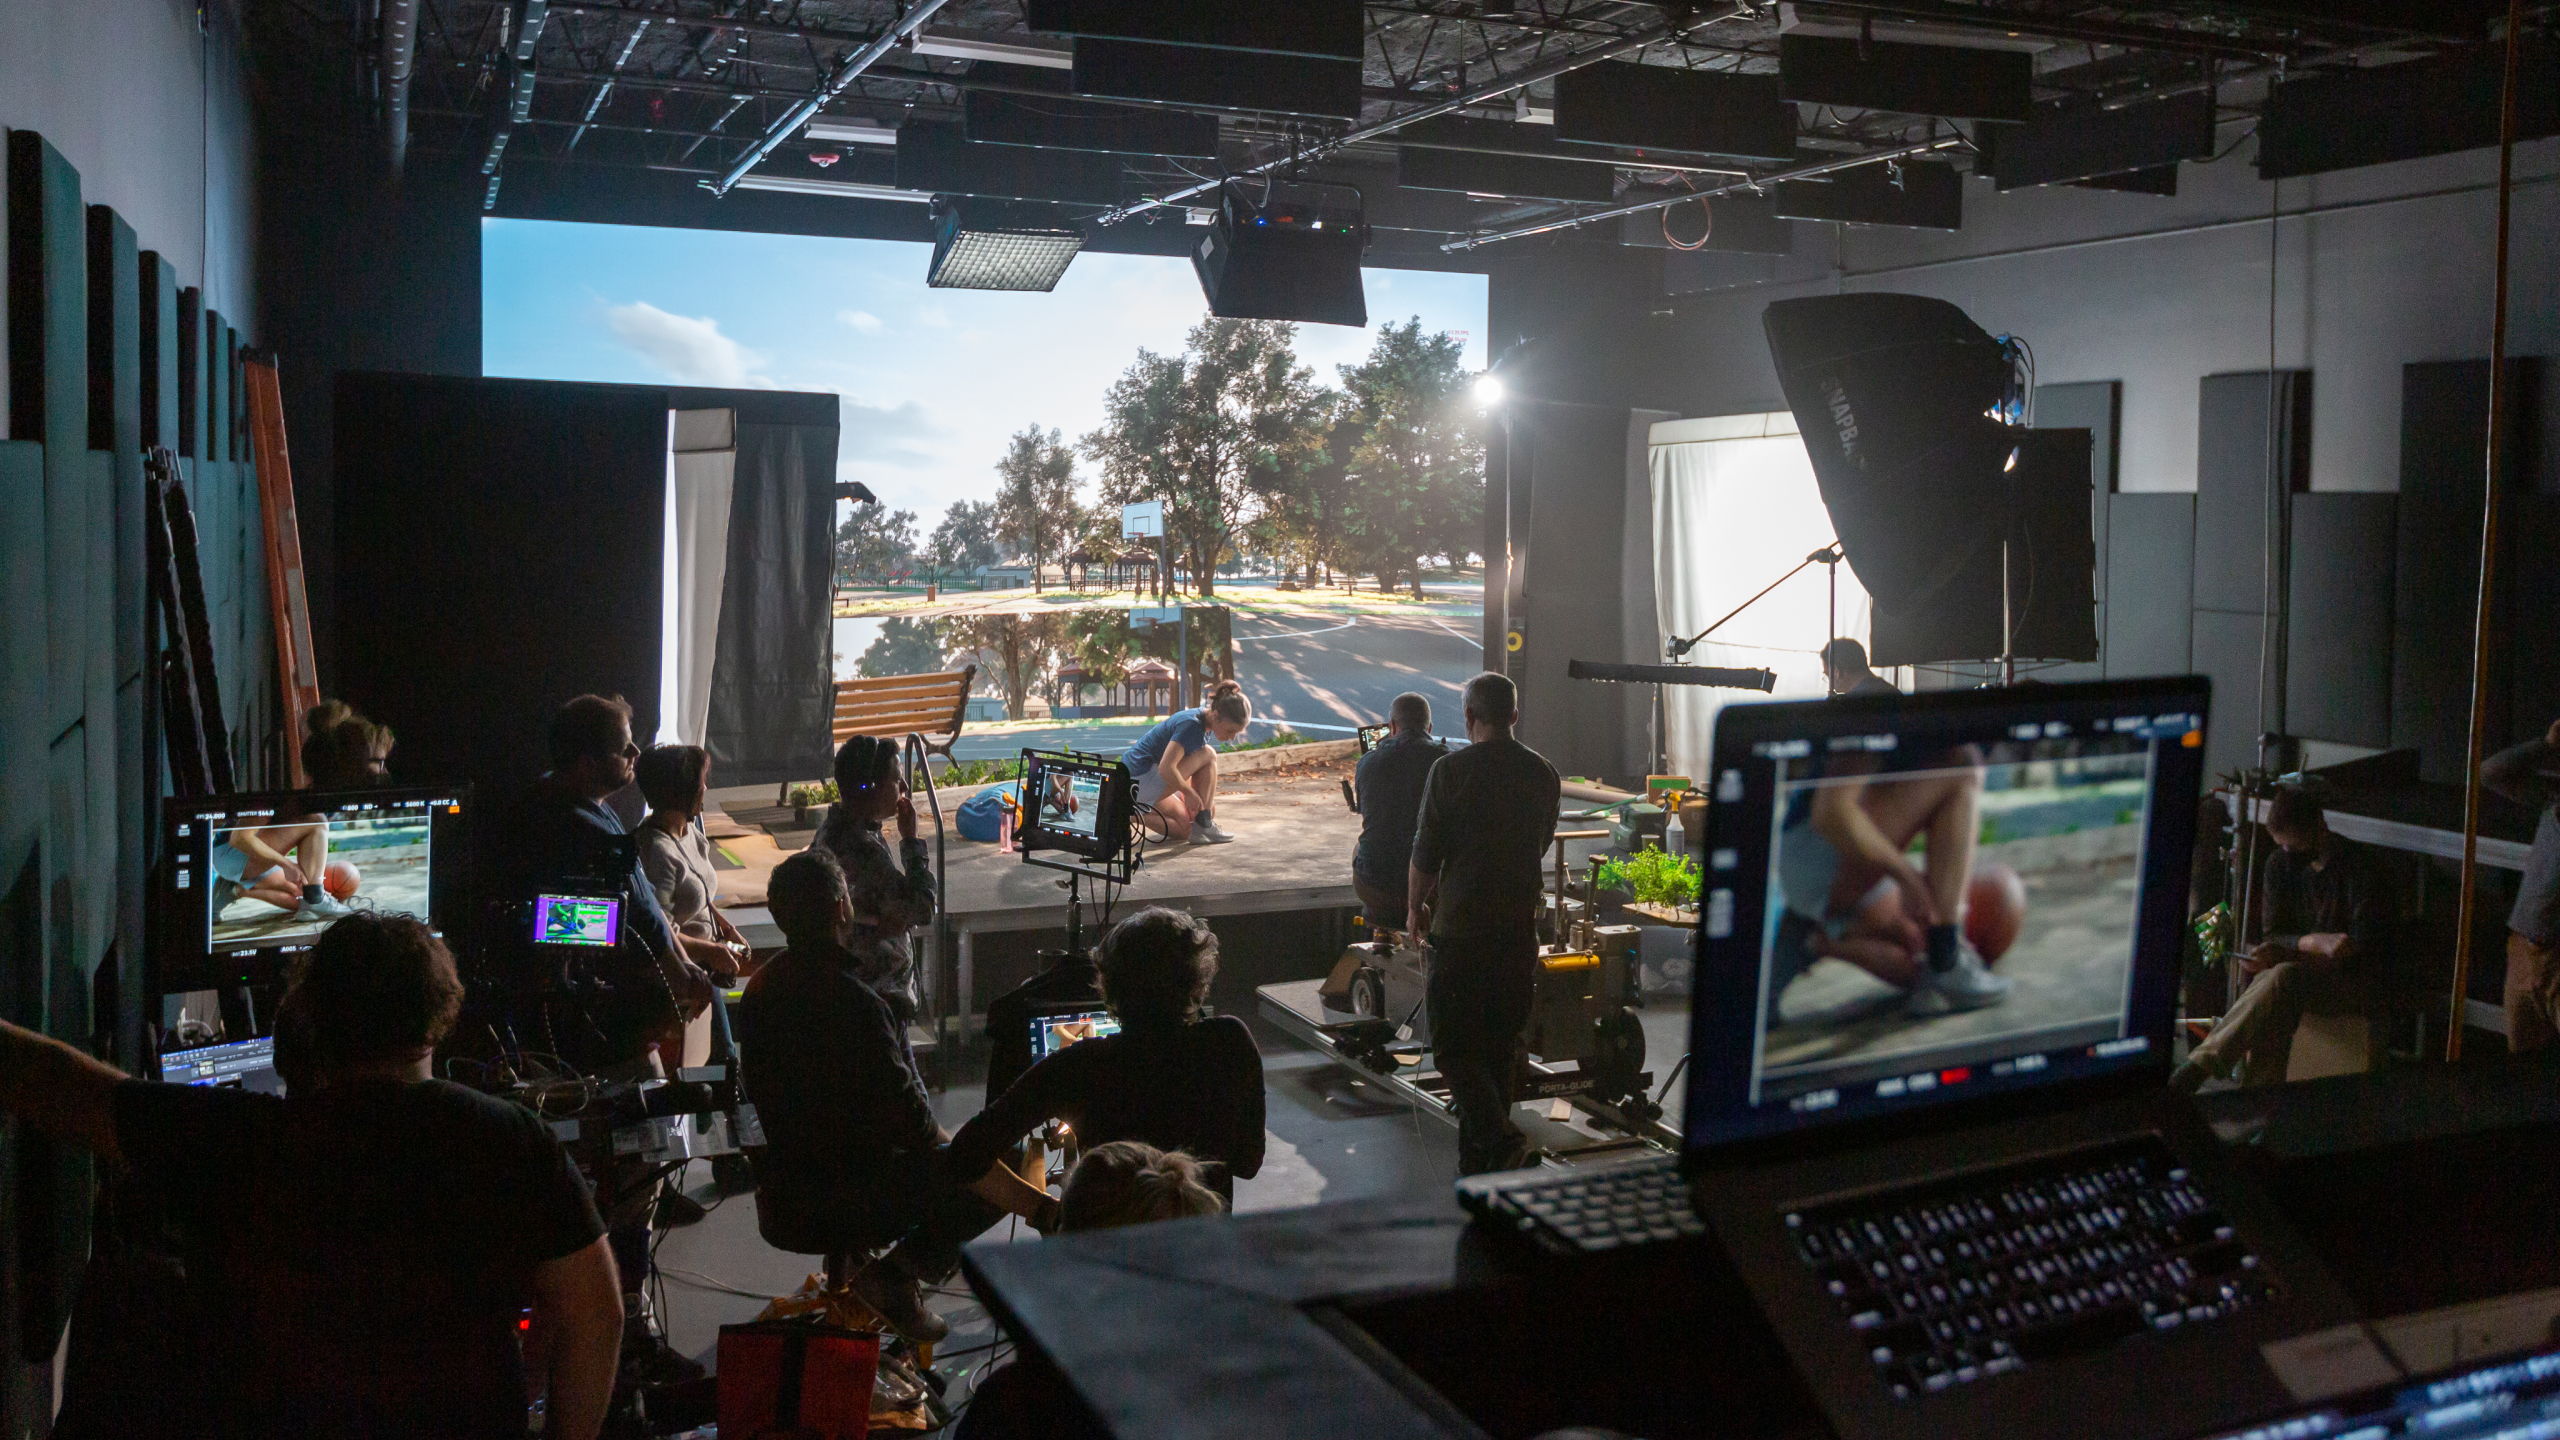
662, 408, 736, 746
1650, 413, 1872, 782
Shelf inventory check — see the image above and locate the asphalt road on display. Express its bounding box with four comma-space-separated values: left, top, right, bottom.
938, 605, 1489, 761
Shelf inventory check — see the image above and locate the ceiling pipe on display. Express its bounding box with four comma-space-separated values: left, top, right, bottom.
383, 0, 419, 177
706, 0, 956, 196
1092, 2, 1755, 225
1440, 132, 1966, 251
567, 16, 650, 153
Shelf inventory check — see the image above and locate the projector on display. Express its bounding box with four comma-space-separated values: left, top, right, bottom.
1191, 180, 1368, 328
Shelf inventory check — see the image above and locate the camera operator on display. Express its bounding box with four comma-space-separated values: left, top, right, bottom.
480, 695, 714, 1380
0, 914, 622, 1440
1351, 693, 1444, 929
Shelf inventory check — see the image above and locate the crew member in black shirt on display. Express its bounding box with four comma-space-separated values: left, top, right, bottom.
949, 907, 1265, 1207
1351, 692, 1446, 928
1409, 672, 1561, 1175
0, 913, 623, 1439
735, 850, 1053, 1345
2172, 785, 2388, 1091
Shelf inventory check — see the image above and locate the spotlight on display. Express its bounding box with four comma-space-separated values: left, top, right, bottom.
1473, 373, 1506, 408
928, 197, 1084, 292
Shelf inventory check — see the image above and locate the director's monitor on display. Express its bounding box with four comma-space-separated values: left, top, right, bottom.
1683, 676, 2210, 1153
157, 785, 471, 992
1018, 750, 1136, 873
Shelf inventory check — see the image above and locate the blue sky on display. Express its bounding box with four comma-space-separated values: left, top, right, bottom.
482, 219, 1488, 535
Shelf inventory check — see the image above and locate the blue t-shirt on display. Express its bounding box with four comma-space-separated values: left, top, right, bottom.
1123, 708, 1213, 777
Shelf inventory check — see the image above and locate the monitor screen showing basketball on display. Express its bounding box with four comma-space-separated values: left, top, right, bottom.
1018, 752, 1134, 862
1030, 1008, 1122, 1061
159, 786, 471, 991
533, 894, 623, 947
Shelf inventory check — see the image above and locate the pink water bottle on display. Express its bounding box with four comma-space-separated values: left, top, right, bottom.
997, 800, 1014, 853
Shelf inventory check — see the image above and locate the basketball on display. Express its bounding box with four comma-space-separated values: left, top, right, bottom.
1964, 863, 2027, 962
323, 860, 361, 900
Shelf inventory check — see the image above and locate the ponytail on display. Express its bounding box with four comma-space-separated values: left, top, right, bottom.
1204, 679, 1249, 727
1058, 1141, 1227, 1232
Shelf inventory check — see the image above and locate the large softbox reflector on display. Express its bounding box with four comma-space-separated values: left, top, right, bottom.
1761, 293, 2013, 614
1869, 427, 2099, 666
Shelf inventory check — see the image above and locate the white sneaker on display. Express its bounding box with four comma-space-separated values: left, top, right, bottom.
298, 894, 355, 920
1905, 940, 2012, 1015
1190, 815, 1237, 845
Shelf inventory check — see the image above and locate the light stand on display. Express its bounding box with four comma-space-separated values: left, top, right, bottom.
1648, 543, 1845, 770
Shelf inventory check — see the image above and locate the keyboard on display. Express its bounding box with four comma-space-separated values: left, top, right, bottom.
1456, 1153, 1705, 1253
1787, 1137, 2271, 1400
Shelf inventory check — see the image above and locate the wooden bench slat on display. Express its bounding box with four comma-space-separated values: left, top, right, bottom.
835, 707, 970, 736
836, 680, 971, 707
838, 698, 968, 724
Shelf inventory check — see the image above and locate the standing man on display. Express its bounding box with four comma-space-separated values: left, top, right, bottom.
2171, 786, 2386, 1090
1351, 692, 1445, 929
1821, 639, 1901, 697
1409, 673, 1560, 1176
2484, 719, 2560, 1052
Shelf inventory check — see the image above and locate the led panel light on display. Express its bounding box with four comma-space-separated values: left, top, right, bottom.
929, 201, 1084, 290
806, 118, 902, 146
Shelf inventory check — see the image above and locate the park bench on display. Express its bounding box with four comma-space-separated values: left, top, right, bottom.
778, 665, 979, 801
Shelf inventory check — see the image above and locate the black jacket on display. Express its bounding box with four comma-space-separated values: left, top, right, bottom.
947, 1016, 1265, 1205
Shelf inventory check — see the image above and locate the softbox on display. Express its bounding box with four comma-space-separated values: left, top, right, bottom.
1868, 427, 2100, 666
1761, 293, 2014, 615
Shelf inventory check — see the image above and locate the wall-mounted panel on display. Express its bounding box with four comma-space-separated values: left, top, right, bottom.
2192, 370, 2310, 617
1554, 63, 1796, 163
2102, 493, 2192, 681
7, 133, 89, 742
2190, 608, 2271, 783
2285, 492, 2396, 749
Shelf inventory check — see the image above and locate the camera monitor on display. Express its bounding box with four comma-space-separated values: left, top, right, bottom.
533, 894, 623, 948
157, 785, 470, 992
157, 1035, 284, 1096
1025, 1003, 1123, 1062
1018, 751, 1134, 865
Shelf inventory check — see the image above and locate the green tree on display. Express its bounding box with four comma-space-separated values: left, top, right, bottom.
1082, 319, 1328, 598
992, 426, 1080, 594
928, 498, 1004, 580
856, 616, 943, 678
944, 613, 1064, 721
837, 504, 920, 585
1336, 318, 1483, 598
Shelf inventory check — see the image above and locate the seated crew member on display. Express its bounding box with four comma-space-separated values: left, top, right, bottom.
813, 734, 936, 1023
1123, 679, 1252, 845
1351, 692, 1445, 929
736, 850, 1053, 1345
212, 817, 353, 923
1409, 672, 1559, 1176
301, 698, 396, 789
0, 914, 624, 1440
1768, 743, 2010, 1019
2172, 786, 2387, 1091
2483, 718, 2560, 1052
951, 1143, 1226, 1440
636, 745, 752, 1055
1821, 638, 1902, 697
947, 907, 1265, 1208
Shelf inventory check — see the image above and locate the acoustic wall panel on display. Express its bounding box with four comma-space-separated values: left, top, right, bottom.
2284, 493, 2396, 749
2260, 41, 2560, 180
962, 91, 1220, 159
139, 253, 176, 450
176, 285, 199, 457
2035, 380, 2122, 614
0, 441, 44, 1000
1026, 0, 1362, 59
1622, 191, 1795, 253
1554, 63, 1796, 163
896, 122, 1129, 205
2103, 493, 2193, 681
2192, 371, 2311, 616
1773, 161, 1963, 230
1982, 90, 2215, 191
8, 133, 88, 742
2191, 608, 2272, 784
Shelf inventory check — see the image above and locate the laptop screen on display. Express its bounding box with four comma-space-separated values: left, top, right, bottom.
1683, 677, 2208, 1153
2188, 1341, 2560, 1440
159, 1035, 285, 1096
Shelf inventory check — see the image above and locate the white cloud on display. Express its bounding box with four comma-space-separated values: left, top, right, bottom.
838, 309, 884, 334
601, 301, 770, 387
839, 396, 945, 471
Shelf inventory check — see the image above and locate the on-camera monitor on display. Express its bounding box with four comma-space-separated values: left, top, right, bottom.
533, 894, 622, 947
1683, 678, 2208, 1152
159, 786, 469, 990
1019, 752, 1133, 862
1028, 1006, 1123, 1061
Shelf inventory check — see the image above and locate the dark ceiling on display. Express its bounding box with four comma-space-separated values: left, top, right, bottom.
350, 0, 2544, 257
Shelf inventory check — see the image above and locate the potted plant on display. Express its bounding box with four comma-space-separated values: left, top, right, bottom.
1586, 856, 1635, 923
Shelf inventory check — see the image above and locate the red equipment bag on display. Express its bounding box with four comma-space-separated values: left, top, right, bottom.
717, 1318, 882, 1439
